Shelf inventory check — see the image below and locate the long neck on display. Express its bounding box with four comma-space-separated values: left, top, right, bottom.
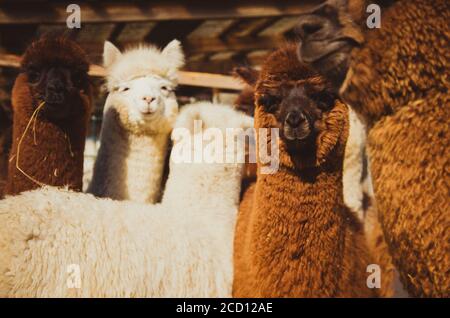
163, 161, 243, 224
6, 108, 87, 195
250, 148, 350, 296
89, 115, 170, 203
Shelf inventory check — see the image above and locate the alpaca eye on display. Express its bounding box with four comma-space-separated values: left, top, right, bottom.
258, 95, 279, 112
119, 86, 130, 93
161, 86, 172, 93
311, 92, 335, 110
28, 70, 41, 83
72, 71, 84, 86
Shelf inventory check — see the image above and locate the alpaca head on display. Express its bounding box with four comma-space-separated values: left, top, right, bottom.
103, 40, 184, 135
295, 0, 395, 91
255, 44, 348, 169
19, 36, 91, 121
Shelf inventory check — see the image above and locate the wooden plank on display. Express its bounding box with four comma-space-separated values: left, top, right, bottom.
179, 71, 243, 90
246, 49, 271, 66
225, 17, 272, 38
0, 53, 244, 90
184, 36, 286, 54
115, 22, 156, 43
258, 16, 300, 37
0, 0, 321, 24
209, 51, 236, 61
36, 24, 73, 37
187, 19, 236, 40
0, 53, 20, 68
77, 23, 116, 43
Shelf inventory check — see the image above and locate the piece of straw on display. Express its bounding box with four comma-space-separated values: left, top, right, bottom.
15, 101, 47, 187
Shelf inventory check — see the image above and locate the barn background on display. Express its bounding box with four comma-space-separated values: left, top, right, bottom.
0, 0, 321, 187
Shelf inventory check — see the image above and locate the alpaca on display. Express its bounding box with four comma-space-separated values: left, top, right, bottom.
233, 45, 375, 298
296, 0, 449, 297
0, 102, 253, 297
234, 66, 368, 220
4, 36, 92, 195
0, 104, 12, 197
87, 40, 182, 203
343, 108, 366, 220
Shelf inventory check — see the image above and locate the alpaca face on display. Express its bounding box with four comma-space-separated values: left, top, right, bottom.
256, 80, 347, 170
295, 0, 366, 91
103, 40, 184, 135
109, 75, 178, 134
20, 37, 90, 121
255, 45, 348, 169
256, 80, 336, 150
24, 65, 88, 119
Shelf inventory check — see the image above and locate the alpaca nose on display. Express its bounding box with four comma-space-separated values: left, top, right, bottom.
285, 111, 306, 128
295, 15, 327, 39
47, 80, 64, 92
143, 96, 155, 104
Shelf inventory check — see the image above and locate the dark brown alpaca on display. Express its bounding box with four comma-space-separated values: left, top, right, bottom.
296, 0, 449, 297
0, 104, 12, 197
5, 36, 92, 195
233, 45, 375, 298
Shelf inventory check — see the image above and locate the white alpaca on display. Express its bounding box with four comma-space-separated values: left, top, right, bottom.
87, 40, 183, 203
0, 102, 253, 297
343, 108, 367, 220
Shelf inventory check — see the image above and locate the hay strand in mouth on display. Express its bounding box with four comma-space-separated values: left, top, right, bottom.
65, 133, 75, 158
15, 101, 47, 187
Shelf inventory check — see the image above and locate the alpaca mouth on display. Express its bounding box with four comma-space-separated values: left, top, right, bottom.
44, 92, 66, 105
283, 124, 311, 141
298, 38, 352, 64
297, 38, 357, 90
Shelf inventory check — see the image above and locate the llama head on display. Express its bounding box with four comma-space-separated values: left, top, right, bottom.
295, 0, 368, 92
18, 36, 91, 121
102, 40, 184, 135
255, 44, 348, 169
295, 0, 396, 92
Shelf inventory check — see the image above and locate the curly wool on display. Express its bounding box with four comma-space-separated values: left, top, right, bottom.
233, 45, 376, 298
341, 0, 449, 297
0, 102, 252, 297
5, 37, 92, 195
88, 41, 182, 203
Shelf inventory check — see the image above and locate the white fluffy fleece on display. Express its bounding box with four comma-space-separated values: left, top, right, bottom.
343, 108, 367, 220
0, 102, 253, 297
87, 40, 183, 203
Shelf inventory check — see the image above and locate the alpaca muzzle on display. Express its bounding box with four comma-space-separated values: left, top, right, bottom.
284, 111, 311, 141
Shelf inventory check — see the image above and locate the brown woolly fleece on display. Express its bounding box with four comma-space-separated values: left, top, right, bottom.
341, 0, 449, 297
233, 45, 375, 297
5, 37, 92, 195
0, 104, 12, 197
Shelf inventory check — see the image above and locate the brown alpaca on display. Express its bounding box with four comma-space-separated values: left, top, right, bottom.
233, 45, 375, 298
0, 104, 12, 197
296, 0, 449, 297
5, 36, 92, 195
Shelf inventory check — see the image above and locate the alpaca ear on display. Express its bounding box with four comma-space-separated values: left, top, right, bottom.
233, 67, 259, 87
103, 41, 122, 68
162, 39, 185, 70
